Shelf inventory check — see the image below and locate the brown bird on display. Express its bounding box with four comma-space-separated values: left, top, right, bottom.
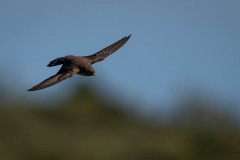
28, 35, 131, 91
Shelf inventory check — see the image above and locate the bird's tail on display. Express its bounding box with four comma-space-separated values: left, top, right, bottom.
47, 57, 64, 67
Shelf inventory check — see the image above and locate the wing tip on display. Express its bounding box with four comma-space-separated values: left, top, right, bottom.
27, 88, 34, 91
27, 86, 38, 91
127, 34, 131, 39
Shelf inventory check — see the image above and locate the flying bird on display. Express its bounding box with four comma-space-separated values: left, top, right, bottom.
28, 35, 131, 91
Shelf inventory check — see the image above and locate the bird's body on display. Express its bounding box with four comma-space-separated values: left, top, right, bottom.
28, 35, 131, 91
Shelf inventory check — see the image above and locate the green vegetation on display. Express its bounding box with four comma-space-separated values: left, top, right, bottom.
0, 86, 239, 160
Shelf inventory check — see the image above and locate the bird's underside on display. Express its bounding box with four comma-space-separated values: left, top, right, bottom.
28, 34, 131, 91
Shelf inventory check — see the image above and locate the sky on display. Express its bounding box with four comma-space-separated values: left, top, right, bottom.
0, 0, 240, 113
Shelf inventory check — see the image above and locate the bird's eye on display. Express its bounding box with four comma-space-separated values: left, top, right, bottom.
88, 72, 92, 75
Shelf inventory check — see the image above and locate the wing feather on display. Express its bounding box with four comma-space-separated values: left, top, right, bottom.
85, 35, 131, 64
28, 65, 79, 91
27, 73, 70, 91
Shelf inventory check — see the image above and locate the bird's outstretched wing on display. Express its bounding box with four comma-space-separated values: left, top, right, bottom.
28, 65, 79, 91
84, 35, 131, 64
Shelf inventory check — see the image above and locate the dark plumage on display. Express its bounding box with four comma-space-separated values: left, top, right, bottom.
28, 35, 131, 91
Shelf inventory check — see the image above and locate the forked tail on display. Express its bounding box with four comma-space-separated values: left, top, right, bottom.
47, 57, 64, 67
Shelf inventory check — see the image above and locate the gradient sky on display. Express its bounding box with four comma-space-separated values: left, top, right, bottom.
1, 0, 240, 113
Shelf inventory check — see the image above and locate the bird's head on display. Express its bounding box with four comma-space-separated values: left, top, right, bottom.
86, 66, 96, 76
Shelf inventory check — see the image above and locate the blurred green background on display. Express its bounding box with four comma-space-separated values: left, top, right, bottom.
0, 84, 239, 160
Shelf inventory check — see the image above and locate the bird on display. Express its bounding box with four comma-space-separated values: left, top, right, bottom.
28, 34, 131, 91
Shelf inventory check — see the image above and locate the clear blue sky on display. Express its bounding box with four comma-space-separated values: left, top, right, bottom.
1, 0, 240, 113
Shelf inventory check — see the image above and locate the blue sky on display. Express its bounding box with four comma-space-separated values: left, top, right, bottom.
0, 0, 240, 113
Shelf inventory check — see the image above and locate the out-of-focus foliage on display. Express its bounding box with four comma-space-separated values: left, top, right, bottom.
0, 86, 239, 160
